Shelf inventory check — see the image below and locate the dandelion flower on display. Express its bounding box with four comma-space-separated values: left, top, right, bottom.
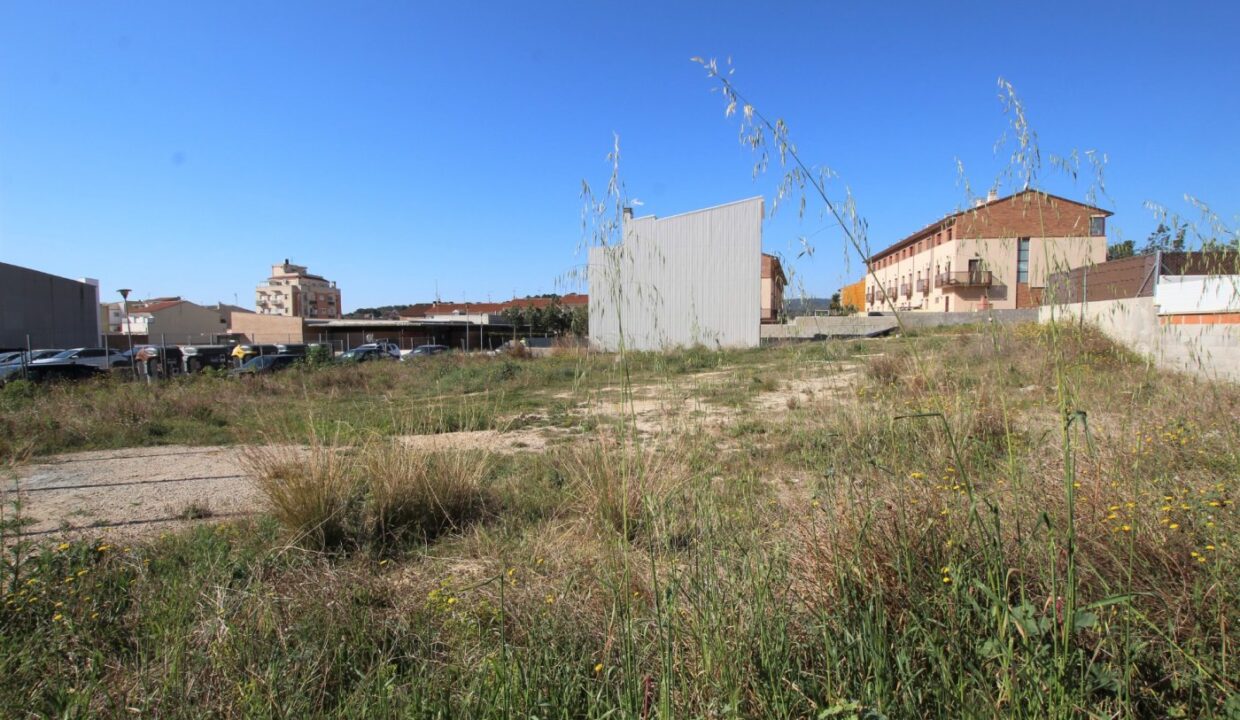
594, 663, 604, 674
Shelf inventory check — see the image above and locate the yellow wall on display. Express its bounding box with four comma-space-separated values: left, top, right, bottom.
841, 279, 866, 312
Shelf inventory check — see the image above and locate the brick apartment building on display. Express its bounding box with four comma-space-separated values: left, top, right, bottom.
864, 190, 1110, 312
255, 260, 342, 319
761, 254, 786, 323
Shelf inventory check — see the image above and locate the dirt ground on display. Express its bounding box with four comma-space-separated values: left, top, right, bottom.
3, 362, 860, 542
2, 446, 258, 540
1, 428, 563, 542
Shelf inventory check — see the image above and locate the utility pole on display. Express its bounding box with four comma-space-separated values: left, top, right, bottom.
118, 288, 136, 379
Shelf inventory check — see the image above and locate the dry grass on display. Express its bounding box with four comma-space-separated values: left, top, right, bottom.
559, 433, 690, 542
4, 324, 1238, 717
243, 436, 492, 552
242, 441, 356, 551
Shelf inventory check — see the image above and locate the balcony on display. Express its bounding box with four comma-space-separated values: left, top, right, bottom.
936, 271, 993, 288
916, 278, 929, 294
900, 282, 912, 298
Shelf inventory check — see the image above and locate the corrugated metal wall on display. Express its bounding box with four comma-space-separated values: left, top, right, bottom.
588, 197, 763, 351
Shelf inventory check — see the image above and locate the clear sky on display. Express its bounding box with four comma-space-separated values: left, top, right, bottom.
2, 1, 1237, 311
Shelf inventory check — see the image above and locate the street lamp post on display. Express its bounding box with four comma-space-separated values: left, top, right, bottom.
118, 289, 136, 380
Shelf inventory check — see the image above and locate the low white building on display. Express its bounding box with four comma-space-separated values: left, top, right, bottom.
588, 197, 765, 352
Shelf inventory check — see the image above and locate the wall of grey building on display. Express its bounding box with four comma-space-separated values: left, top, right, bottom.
589, 197, 764, 352
0, 262, 102, 349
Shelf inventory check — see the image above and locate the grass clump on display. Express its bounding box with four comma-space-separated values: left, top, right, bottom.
244, 437, 491, 552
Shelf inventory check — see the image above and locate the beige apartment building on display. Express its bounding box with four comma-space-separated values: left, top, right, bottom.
864, 190, 1110, 312
255, 260, 342, 319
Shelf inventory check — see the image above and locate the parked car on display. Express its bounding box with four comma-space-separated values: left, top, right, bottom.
1, 362, 105, 385
31, 347, 125, 369
7, 349, 65, 365
229, 354, 301, 376
489, 339, 529, 356
275, 343, 309, 357
402, 344, 450, 360
338, 346, 392, 363
351, 341, 401, 359
135, 346, 185, 378
179, 345, 234, 373
230, 344, 281, 366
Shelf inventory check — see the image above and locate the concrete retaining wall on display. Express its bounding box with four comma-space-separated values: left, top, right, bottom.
761, 308, 1038, 341
1038, 298, 1240, 382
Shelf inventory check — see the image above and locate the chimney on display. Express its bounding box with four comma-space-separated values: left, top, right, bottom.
622, 207, 633, 221
987, 189, 998, 202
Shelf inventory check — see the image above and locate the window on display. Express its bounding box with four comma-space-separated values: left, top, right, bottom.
1089, 216, 1105, 237
1017, 237, 1030, 283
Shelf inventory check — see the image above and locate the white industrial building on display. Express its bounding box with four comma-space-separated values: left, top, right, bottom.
588, 197, 766, 351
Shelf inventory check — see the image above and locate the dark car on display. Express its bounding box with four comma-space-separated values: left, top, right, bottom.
229, 354, 301, 376
2, 362, 105, 385
135, 346, 185, 377
275, 343, 309, 357
402, 344, 449, 361
338, 347, 389, 363
231, 343, 281, 366
179, 345, 234, 373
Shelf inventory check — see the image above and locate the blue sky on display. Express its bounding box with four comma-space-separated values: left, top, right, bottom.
1, 1, 1237, 310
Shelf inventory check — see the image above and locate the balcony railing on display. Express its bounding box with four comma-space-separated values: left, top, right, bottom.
936, 271, 993, 288
900, 283, 912, 298
916, 278, 929, 294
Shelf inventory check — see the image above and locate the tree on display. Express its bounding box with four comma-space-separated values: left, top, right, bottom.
1107, 239, 1135, 260
569, 305, 588, 337
1142, 223, 1187, 255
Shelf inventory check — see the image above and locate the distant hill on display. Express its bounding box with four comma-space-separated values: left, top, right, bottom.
344, 305, 414, 320
782, 297, 833, 317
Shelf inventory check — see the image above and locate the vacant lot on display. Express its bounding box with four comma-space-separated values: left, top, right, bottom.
2, 324, 1237, 718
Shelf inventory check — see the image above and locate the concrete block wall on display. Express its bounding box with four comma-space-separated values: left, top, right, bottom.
760, 308, 1038, 341
1038, 298, 1240, 382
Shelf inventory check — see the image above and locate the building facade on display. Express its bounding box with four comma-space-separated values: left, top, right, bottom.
761, 254, 786, 323
588, 197, 764, 351
255, 260, 342, 318
120, 298, 230, 344
864, 191, 1110, 313
840, 279, 866, 313
0, 262, 100, 349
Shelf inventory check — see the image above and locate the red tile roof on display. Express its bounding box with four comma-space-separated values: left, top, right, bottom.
129, 299, 184, 314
